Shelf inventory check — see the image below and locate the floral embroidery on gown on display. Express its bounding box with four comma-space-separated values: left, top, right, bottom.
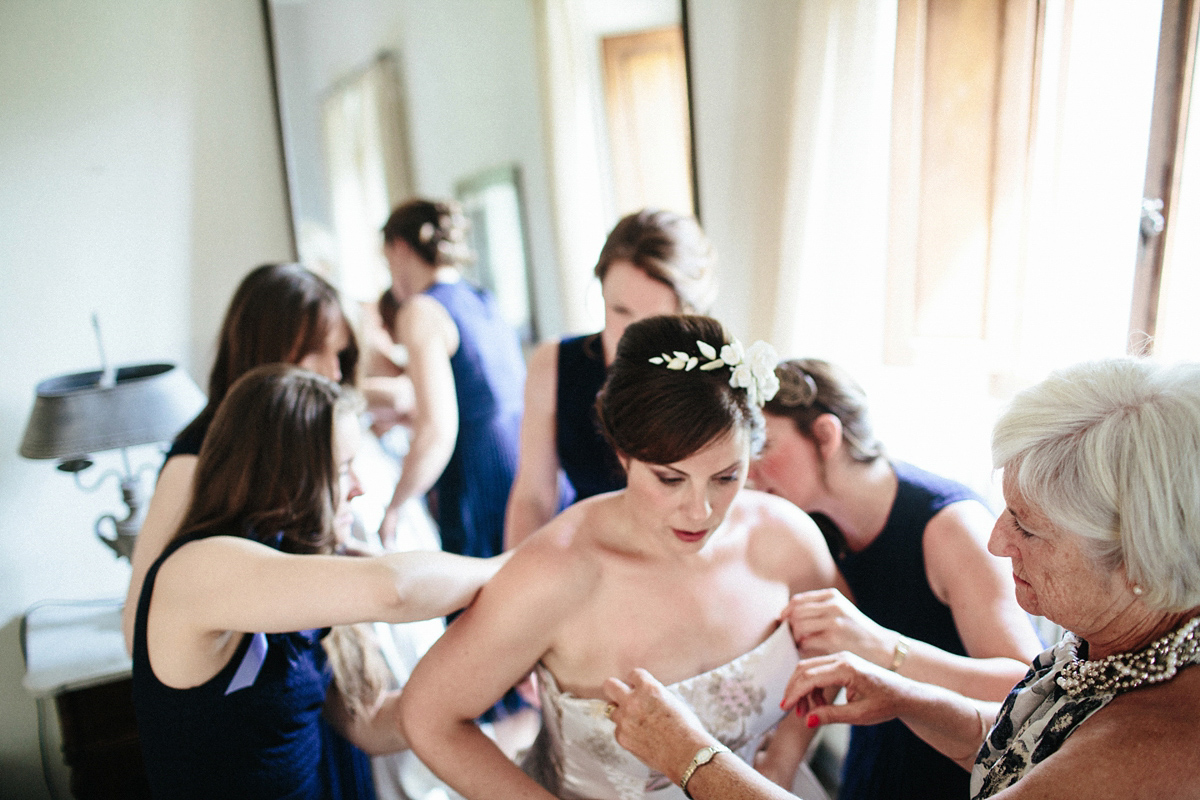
522, 623, 829, 800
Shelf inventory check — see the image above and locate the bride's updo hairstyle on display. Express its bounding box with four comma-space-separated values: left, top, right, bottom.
597, 315, 764, 465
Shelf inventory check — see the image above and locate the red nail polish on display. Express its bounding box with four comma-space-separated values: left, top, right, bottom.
806, 714, 820, 729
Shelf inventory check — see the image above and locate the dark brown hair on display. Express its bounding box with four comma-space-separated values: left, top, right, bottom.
378, 287, 401, 339
764, 359, 884, 463
597, 315, 762, 465
594, 209, 717, 314
174, 364, 354, 553
174, 365, 387, 715
381, 198, 472, 267
178, 263, 357, 446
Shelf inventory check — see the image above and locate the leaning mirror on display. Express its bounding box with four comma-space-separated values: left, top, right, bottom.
263, 0, 695, 339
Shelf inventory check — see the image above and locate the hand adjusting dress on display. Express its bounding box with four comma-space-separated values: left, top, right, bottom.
521, 623, 829, 800
830, 460, 983, 800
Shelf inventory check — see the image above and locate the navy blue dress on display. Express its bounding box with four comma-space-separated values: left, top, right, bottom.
555, 333, 625, 504
829, 461, 983, 800
424, 280, 525, 559
132, 534, 374, 799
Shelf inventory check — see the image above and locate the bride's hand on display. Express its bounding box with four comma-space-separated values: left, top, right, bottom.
603, 669, 716, 783
784, 588, 897, 667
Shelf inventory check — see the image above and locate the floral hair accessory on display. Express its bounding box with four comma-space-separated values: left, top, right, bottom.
649, 338, 781, 407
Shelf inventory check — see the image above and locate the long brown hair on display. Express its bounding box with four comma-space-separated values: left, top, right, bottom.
597, 315, 762, 465
173, 364, 388, 715
174, 364, 348, 552
177, 263, 358, 447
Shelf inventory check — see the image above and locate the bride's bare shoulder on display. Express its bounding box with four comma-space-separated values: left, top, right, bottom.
499, 496, 615, 594
730, 489, 820, 540
732, 489, 837, 588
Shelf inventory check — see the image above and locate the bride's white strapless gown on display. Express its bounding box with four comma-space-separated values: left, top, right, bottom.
522, 623, 831, 800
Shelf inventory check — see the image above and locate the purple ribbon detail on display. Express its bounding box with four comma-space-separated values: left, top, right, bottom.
225, 632, 268, 695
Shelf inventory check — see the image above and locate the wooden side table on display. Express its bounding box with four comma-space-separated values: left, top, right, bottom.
21, 600, 150, 799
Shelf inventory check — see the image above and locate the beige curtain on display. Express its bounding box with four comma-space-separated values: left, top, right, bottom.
767, 0, 898, 363
320, 54, 412, 304
533, 0, 611, 334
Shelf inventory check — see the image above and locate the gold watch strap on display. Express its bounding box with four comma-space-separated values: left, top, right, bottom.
679, 743, 731, 798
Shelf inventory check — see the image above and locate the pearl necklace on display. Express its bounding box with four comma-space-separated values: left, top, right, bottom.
1056, 616, 1200, 697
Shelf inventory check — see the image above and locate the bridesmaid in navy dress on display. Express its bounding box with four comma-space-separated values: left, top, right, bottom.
504, 209, 717, 547
132, 365, 505, 799
378, 199, 525, 562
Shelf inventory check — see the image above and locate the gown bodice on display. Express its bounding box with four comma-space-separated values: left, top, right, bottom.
523, 623, 817, 800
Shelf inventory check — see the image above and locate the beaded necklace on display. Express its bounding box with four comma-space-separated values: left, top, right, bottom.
1056, 615, 1200, 697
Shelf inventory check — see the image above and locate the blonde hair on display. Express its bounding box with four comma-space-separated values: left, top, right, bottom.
324, 624, 393, 719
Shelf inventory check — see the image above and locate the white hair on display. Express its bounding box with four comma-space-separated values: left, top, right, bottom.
992, 358, 1200, 612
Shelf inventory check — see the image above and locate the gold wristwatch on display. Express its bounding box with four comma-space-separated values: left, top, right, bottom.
679, 743, 731, 798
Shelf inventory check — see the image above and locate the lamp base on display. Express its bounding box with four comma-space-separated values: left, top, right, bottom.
95, 479, 144, 561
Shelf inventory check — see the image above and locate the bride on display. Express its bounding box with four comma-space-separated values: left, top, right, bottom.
400, 315, 842, 799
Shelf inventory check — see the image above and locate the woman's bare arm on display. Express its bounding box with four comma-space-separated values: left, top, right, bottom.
323, 686, 408, 756
738, 493, 835, 784
785, 651, 991, 772
400, 532, 595, 799
504, 340, 562, 549
123, 454, 196, 651
380, 296, 459, 545
146, 539, 507, 689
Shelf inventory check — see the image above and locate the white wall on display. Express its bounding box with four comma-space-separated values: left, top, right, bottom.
0, 1, 292, 795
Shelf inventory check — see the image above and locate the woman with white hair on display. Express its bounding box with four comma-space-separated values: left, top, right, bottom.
601, 357, 1200, 799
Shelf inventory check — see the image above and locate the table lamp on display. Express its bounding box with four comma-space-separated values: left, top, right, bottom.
19, 362, 206, 560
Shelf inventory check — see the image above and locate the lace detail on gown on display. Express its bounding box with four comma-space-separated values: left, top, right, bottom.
523, 623, 822, 800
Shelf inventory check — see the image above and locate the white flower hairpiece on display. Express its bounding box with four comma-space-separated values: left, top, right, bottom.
649, 338, 781, 407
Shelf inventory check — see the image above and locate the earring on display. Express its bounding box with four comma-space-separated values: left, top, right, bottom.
1133, 585, 1144, 596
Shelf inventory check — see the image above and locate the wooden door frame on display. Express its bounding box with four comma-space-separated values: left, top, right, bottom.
1129, 0, 1200, 344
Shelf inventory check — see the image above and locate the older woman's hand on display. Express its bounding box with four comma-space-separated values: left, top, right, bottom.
783, 651, 908, 728
603, 669, 718, 783
785, 588, 896, 667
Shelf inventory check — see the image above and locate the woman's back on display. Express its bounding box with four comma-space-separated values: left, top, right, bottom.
132, 536, 372, 799
424, 280, 525, 558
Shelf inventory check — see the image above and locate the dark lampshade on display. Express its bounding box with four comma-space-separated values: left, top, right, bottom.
20, 364, 206, 462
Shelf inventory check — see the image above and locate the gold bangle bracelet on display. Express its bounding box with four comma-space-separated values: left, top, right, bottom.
889, 636, 910, 671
